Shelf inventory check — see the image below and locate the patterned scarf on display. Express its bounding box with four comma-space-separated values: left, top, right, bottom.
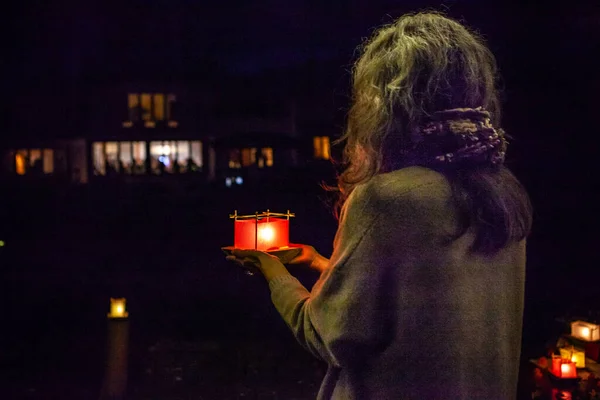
413, 107, 508, 167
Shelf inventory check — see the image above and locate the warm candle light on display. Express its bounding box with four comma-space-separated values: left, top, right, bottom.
108, 298, 129, 319
581, 327, 590, 337
571, 350, 585, 368
559, 361, 577, 378
258, 225, 275, 242
571, 320, 600, 342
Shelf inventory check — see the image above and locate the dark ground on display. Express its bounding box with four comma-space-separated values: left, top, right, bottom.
0, 172, 596, 399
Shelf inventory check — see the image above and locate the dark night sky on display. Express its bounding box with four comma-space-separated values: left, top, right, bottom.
8, 1, 597, 83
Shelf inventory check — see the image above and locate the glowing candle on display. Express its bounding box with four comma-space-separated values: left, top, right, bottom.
571, 320, 600, 342
559, 347, 586, 368
108, 298, 129, 319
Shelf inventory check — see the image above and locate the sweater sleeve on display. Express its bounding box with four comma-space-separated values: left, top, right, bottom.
268, 182, 398, 367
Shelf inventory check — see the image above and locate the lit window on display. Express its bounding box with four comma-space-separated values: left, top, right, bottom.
141, 93, 152, 121
263, 147, 273, 167
313, 137, 321, 158
175, 141, 189, 172
132, 141, 146, 174
15, 149, 27, 175
153, 94, 165, 121
241, 148, 257, 167
322, 138, 330, 159
92, 142, 105, 175
119, 142, 132, 174
313, 137, 330, 160
106, 142, 119, 173
150, 141, 177, 174
126, 93, 175, 127
128, 94, 140, 122
43, 149, 54, 174
191, 141, 202, 171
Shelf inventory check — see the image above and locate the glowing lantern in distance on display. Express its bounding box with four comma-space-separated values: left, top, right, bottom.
107, 298, 129, 319
550, 355, 577, 378
559, 347, 586, 368
571, 320, 600, 342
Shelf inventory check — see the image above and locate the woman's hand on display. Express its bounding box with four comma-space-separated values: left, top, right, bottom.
288, 243, 329, 272
226, 249, 290, 282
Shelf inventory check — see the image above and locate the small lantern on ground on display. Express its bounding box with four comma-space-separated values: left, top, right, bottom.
550, 355, 577, 379
559, 347, 586, 368
107, 298, 129, 319
571, 320, 600, 342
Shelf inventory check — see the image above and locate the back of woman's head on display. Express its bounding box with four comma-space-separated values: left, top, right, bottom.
335, 11, 532, 254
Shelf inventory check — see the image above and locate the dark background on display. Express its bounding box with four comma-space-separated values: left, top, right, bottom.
1, 1, 599, 399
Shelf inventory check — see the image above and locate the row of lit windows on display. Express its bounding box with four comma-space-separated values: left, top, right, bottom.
228, 148, 274, 169
9, 136, 329, 178
92, 141, 202, 176
313, 136, 331, 160
123, 93, 178, 128
14, 149, 54, 175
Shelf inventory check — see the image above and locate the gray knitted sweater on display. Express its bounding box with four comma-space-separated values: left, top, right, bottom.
268, 166, 526, 399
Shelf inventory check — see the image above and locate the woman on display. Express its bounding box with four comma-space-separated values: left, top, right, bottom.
227, 11, 532, 400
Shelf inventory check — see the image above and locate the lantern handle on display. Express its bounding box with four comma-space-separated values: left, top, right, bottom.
229, 210, 295, 220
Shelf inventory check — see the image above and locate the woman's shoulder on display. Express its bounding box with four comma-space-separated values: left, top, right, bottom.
341, 166, 457, 240
358, 166, 450, 203
342, 166, 453, 226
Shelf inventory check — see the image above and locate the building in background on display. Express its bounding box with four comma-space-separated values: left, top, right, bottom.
1, 80, 333, 186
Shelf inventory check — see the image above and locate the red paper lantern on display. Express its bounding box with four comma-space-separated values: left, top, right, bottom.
227, 210, 296, 250
222, 210, 303, 267
234, 216, 289, 250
